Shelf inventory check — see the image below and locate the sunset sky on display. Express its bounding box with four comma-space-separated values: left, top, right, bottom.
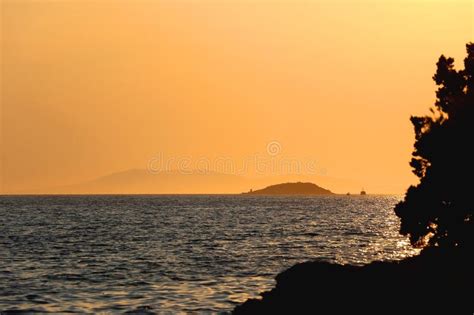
1, 0, 473, 194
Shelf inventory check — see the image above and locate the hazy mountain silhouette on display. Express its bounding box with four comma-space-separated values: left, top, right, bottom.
20, 169, 248, 194
9, 169, 365, 195
243, 182, 333, 195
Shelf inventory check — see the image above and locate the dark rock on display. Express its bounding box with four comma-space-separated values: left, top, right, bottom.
243, 182, 333, 196
233, 248, 473, 314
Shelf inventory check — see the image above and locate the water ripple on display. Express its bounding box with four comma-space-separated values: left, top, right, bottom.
0, 195, 419, 313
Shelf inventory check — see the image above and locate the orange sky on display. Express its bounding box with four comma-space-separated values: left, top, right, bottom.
1, 0, 473, 194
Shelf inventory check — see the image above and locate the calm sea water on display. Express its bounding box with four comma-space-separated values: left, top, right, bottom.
0, 195, 418, 313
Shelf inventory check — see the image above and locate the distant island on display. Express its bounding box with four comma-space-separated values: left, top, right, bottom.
243, 182, 334, 195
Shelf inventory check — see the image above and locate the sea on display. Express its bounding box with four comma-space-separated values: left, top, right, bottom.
0, 195, 418, 313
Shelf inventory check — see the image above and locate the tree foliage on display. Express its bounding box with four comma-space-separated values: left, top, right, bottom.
395, 43, 474, 248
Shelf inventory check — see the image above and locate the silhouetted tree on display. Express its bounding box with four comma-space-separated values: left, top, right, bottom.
395, 43, 474, 248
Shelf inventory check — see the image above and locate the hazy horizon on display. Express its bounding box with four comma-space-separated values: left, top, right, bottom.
3, 168, 367, 195
2, 0, 473, 194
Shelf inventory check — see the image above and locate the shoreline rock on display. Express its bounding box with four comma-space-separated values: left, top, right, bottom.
233, 248, 472, 314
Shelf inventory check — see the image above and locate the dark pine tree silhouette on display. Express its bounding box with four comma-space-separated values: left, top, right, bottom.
395, 43, 474, 248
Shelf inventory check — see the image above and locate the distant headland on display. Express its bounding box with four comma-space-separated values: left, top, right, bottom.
243, 182, 334, 195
